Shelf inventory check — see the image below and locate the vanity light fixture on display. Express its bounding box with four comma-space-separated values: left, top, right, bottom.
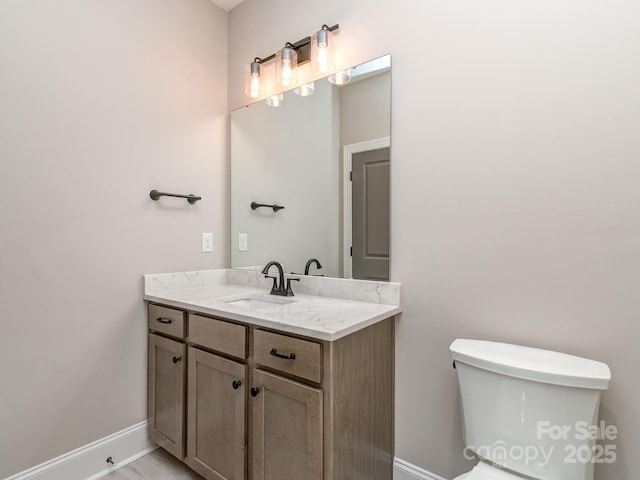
276, 44, 298, 88
244, 23, 339, 98
311, 25, 335, 74
244, 58, 264, 99
293, 82, 315, 97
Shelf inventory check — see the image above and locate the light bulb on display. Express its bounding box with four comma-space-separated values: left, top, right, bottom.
282, 66, 292, 86
317, 48, 328, 73
249, 75, 260, 98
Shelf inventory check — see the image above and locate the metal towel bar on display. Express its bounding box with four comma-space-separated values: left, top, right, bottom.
251, 201, 284, 212
150, 189, 201, 204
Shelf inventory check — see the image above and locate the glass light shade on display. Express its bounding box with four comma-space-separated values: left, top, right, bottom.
328, 68, 352, 85
265, 93, 285, 107
293, 82, 315, 97
276, 47, 298, 88
311, 27, 335, 74
244, 61, 264, 98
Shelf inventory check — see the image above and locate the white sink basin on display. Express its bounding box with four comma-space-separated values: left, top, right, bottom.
223, 294, 295, 311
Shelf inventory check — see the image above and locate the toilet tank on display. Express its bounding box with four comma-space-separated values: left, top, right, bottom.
450, 339, 611, 480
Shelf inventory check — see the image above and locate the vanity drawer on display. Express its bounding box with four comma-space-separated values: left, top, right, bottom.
189, 314, 247, 359
253, 330, 322, 383
148, 304, 185, 338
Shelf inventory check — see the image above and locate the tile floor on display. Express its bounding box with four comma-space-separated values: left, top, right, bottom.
102, 448, 204, 480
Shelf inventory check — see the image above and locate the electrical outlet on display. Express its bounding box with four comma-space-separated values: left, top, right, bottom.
238, 233, 248, 251
202, 233, 213, 253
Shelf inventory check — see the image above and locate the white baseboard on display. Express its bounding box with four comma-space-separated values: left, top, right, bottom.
7, 429, 445, 480
394, 457, 450, 480
5, 421, 156, 480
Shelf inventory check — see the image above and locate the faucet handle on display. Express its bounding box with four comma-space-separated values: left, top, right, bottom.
285, 277, 300, 297
264, 275, 279, 294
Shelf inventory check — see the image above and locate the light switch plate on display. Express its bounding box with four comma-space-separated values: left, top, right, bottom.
202, 233, 213, 253
238, 233, 248, 251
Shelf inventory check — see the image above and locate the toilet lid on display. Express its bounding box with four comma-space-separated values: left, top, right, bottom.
457, 461, 525, 480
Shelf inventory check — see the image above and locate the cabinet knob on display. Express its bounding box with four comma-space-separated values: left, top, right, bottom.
172, 356, 182, 364
250, 387, 261, 397
232, 380, 242, 390
156, 317, 173, 324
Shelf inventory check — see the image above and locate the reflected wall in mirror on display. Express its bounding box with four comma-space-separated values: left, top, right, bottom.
231, 55, 391, 280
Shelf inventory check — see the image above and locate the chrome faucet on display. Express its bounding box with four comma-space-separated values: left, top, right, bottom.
262, 261, 299, 296
304, 258, 323, 275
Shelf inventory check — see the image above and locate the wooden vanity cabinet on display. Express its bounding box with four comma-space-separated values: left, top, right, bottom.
250, 369, 323, 480
249, 319, 394, 480
147, 302, 394, 480
147, 304, 187, 461
186, 347, 246, 480
185, 313, 248, 480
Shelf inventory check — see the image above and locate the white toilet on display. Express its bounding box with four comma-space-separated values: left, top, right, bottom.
450, 339, 611, 480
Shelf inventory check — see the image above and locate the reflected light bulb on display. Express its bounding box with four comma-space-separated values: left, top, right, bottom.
265, 93, 285, 107
294, 82, 315, 97
328, 69, 352, 85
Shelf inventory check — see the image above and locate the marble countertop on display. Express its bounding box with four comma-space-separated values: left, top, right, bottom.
143, 269, 401, 341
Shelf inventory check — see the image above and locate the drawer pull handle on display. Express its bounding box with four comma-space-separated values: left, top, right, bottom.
232, 380, 242, 390
172, 356, 182, 364
156, 317, 173, 324
250, 387, 261, 397
270, 348, 296, 360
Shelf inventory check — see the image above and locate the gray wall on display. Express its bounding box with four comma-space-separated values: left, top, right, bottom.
229, 1, 640, 479
0, 1, 228, 477
340, 71, 391, 147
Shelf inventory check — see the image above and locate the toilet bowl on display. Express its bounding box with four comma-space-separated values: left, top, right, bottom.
450, 339, 611, 480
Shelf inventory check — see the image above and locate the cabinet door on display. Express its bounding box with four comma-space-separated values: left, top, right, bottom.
148, 334, 186, 460
186, 347, 246, 480
250, 370, 323, 480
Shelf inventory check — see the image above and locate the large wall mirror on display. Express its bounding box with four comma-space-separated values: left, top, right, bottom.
230, 54, 391, 280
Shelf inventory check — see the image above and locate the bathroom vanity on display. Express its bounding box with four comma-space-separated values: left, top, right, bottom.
144, 269, 401, 480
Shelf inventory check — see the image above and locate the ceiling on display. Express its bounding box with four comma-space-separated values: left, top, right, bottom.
211, 0, 245, 11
